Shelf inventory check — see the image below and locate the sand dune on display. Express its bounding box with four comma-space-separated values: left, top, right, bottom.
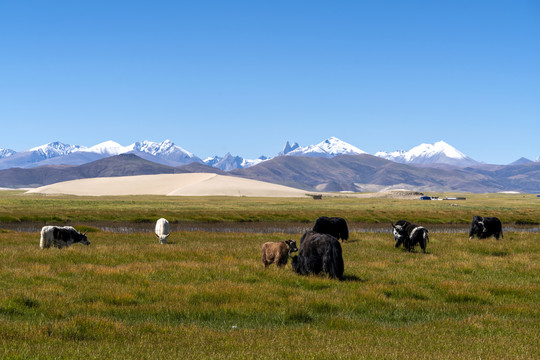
26, 173, 312, 197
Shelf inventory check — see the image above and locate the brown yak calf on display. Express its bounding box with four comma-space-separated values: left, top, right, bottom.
261, 240, 298, 268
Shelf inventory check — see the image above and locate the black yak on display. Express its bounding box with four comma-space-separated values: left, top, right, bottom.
291, 231, 344, 279
312, 216, 349, 242
391, 220, 411, 248
391, 221, 429, 253
469, 216, 503, 240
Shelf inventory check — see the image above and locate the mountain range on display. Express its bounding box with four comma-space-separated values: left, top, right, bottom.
0, 152, 538, 193
2, 136, 537, 172
0, 137, 538, 193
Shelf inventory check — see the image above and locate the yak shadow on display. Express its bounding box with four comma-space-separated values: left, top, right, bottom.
340, 274, 366, 283
401, 248, 431, 255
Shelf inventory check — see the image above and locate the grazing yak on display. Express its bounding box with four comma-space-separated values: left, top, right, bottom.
469, 216, 503, 240
391, 220, 411, 248
155, 218, 170, 244
261, 240, 298, 268
291, 231, 344, 279
40, 226, 90, 249
391, 221, 429, 253
312, 216, 349, 242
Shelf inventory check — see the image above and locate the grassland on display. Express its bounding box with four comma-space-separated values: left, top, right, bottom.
0, 192, 539, 359
0, 191, 539, 225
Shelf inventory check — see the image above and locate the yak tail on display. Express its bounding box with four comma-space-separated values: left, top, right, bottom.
341, 223, 349, 241
424, 229, 429, 243
323, 240, 344, 279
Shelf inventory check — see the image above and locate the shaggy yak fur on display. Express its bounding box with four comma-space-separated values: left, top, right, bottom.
391, 220, 411, 248
261, 239, 298, 268
291, 231, 344, 279
155, 218, 170, 244
40, 226, 90, 249
312, 216, 349, 242
469, 216, 503, 240
391, 221, 429, 253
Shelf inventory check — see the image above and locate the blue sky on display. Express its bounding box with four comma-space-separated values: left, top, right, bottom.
1, 0, 539, 164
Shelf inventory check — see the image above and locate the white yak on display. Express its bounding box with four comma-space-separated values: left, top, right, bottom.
155, 218, 170, 244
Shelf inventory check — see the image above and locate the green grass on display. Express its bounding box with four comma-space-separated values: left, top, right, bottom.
0, 230, 538, 359
0, 192, 538, 358
0, 191, 539, 224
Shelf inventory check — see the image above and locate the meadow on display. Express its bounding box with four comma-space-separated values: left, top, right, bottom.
0, 192, 539, 359
0, 191, 539, 225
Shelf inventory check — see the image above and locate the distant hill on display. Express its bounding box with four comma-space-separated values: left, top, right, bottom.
1, 153, 538, 193
0, 154, 222, 188
509, 157, 533, 166
231, 154, 539, 193
230, 154, 496, 192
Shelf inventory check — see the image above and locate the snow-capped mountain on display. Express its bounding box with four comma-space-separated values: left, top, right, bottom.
0, 148, 16, 159
0, 142, 86, 170
211, 153, 244, 171
130, 140, 197, 163
280, 141, 300, 155
0, 140, 202, 169
30, 141, 85, 158
0, 137, 504, 172
80, 140, 203, 166
375, 141, 478, 167
242, 156, 268, 168
203, 154, 269, 171
79, 141, 128, 156
203, 156, 221, 168
286, 137, 367, 158
75, 139, 199, 161
203, 137, 364, 171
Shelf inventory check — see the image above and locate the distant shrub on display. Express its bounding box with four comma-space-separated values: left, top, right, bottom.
131, 217, 152, 223
515, 219, 539, 225
0, 216, 20, 223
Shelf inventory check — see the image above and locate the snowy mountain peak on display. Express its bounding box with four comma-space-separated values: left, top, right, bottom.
213, 153, 244, 171
29, 141, 84, 158
376, 140, 476, 166
131, 139, 195, 158
81, 140, 130, 156
203, 153, 269, 170
408, 141, 466, 160
0, 147, 16, 159
281, 141, 300, 155
287, 137, 366, 158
